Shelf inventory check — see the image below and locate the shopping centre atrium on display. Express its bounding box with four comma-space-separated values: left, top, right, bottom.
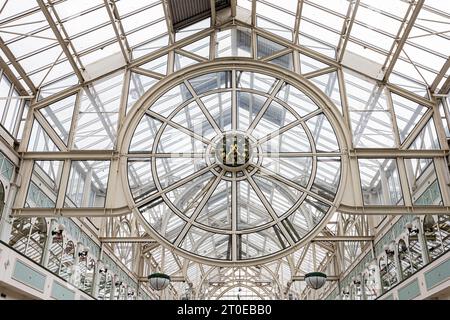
0, 0, 449, 300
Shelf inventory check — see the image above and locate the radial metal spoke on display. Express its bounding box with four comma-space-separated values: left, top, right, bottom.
244, 171, 295, 246
256, 165, 334, 206
184, 80, 222, 135
146, 110, 212, 145
246, 80, 284, 134
127, 153, 206, 158
135, 164, 218, 208
173, 171, 225, 247
256, 109, 323, 145
261, 152, 341, 157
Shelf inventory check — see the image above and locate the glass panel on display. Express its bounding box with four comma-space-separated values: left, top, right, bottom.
201, 91, 232, 132
256, 35, 286, 59
39, 95, 76, 145
140, 201, 185, 243
404, 158, 443, 206
408, 118, 440, 150
196, 180, 232, 230
74, 72, 123, 150
165, 171, 215, 217
238, 226, 289, 259
172, 101, 216, 139
237, 71, 277, 93
156, 157, 207, 189
310, 72, 342, 115
237, 180, 273, 230
237, 92, 266, 131
286, 196, 329, 239
312, 158, 341, 201
269, 53, 294, 71
28, 119, 59, 152
306, 113, 340, 152
260, 157, 312, 188
189, 72, 232, 95
139, 54, 168, 75
174, 53, 199, 72
181, 226, 231, 260
391, 93, 427, 144
127, 72, 158, 114
128, 159, 157, 202
151, 83, 193, 117
65, 161, 110, 208
26, 161, 63, 208
358, 159, 403, 205
215, 27, 252, 58
252, 100, 297, 139
157, 125, 207, 153
277, 83, 318, 117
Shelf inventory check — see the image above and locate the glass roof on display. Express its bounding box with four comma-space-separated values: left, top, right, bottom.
0, 0, 448, 97
1, 0, 449, 300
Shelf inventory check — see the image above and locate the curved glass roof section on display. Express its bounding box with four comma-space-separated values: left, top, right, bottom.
127, 67, 342, 263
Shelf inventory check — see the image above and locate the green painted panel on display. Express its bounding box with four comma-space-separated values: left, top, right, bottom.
12, 260, 46, 292
382, 294, 394, 300
424, 258, 450, 290
398, 279, 420, 300
51, 281, 75, 300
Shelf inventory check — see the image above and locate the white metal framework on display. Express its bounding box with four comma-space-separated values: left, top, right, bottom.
0, 0, 449, 300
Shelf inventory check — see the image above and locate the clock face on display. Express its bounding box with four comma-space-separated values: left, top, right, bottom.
214, 133, 254, 170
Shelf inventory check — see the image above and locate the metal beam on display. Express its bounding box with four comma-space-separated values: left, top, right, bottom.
0, 55, 29, 96
431, 56, 450, 93
231, 0, 237, 18
439, 75, 450, 95
22, 151, 117, 160
210, 0, 217, 27
311, 236, 373, 242
36, 0, 84, 83
349, 148, 448, 158
382, 0, 424, 82
336, 0, 360, 63
99, 237, 157, 243
339, 204, 450, 215
0, 37, 36, 94
11, 206, 130, 217
103, 0, 131, 64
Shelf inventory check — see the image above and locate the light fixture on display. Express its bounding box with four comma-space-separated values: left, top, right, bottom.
405, 222, 419, 235
383, 244, 394, 256
148, 273, 171, 291
304, 272, 327, 290
51, 224, 65, 243
423, 215, 435, 233
78, 247, 89, 261
352, 276, 361, 285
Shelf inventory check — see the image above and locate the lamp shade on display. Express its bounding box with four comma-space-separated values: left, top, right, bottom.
148, 273, 171, 290
304, 272, 327, 289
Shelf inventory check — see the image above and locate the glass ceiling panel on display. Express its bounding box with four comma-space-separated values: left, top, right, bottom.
391, 3, 450, 89
74, 71, 124, 150
256, 1, 295, 41
39, 94, 76, 145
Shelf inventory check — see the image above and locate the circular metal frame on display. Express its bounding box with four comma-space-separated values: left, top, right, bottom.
119, 60, 350, 267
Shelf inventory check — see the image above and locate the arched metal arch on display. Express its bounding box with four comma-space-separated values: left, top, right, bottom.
117, 59, 351, 267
